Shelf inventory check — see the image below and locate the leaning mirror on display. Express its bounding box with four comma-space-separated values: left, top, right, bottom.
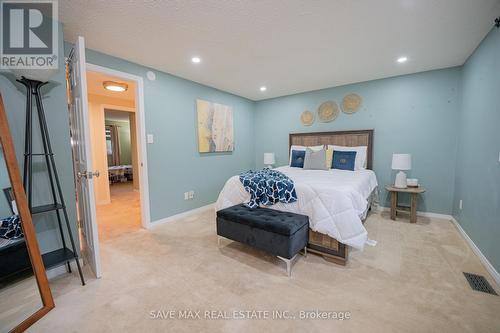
0, 94, 54, 333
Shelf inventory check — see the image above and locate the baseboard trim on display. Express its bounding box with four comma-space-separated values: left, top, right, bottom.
451, 217, 500, 288
148, 203, 215, 229
375, 205, 453, 220
375, 205, 499, 287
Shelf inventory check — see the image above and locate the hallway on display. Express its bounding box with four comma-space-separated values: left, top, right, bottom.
96, 182, 141, 242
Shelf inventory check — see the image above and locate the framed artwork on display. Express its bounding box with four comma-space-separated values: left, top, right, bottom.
197, 99, 234, 153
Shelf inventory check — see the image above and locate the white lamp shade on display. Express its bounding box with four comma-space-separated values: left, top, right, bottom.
264, 153, 275, 165
392, 153, 411, 170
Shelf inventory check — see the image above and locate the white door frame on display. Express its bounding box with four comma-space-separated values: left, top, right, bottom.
86, 63, 151, 229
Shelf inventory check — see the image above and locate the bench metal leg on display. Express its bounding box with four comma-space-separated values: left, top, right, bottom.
217, 236, 223, 247
277, 254, 297, 277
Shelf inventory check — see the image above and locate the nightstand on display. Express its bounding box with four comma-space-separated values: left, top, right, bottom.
385, 185, 426, 223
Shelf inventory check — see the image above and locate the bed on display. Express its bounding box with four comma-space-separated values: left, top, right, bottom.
215, 129, 377, 265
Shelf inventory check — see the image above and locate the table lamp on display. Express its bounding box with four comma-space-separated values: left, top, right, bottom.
392, 153, 411, 188
264, 153, 275, 169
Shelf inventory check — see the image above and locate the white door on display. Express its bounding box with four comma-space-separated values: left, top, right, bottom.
67, 36, 102, 278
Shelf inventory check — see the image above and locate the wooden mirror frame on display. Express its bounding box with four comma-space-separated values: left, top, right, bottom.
0, 94, 55, 332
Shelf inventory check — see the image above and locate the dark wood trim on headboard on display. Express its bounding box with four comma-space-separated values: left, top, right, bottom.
289, 129, 374, 170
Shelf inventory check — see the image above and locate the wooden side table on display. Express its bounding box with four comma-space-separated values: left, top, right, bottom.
385, 185, 426, 223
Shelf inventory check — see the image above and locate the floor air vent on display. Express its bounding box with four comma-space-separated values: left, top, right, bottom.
463, 272, 497, 295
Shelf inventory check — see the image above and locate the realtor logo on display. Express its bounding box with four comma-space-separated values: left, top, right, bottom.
0, 0, 58, 70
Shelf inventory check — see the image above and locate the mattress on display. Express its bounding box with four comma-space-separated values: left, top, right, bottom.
215, 166, 378, 250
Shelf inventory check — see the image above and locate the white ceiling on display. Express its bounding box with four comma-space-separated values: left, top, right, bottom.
86, 70, 135, 101
61, 0, 500, 101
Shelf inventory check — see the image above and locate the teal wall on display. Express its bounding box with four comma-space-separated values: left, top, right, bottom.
254, 68, 461, 214
65, 44, 256, 221
1, 23, 497, 273
0, 24, 79, 254
105, 118, 132, 166
453, 28, 500, 272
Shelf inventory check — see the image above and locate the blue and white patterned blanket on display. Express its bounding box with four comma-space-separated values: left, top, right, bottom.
0, 215, 23, 240
239, 169, 297, 208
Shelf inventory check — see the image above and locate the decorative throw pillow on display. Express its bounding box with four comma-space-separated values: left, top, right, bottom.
303, 148, 328, 170
289, 145, 323, 165
325, 149, 334, 169
332, 151, 357, 171
290, 150, 306, 168
0, 215, 23, 240
328, 145, 367, 170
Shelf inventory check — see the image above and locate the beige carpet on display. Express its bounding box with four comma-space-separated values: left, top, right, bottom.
28, 210, 500, 333
0, 276, 42, 333
96, 182, 141, 242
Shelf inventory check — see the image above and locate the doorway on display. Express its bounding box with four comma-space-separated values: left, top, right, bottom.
85, 69, 144, 242
67, 37, 150, 278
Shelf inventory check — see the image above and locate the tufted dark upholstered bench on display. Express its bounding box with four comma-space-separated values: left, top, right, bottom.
216, 204, 309, 276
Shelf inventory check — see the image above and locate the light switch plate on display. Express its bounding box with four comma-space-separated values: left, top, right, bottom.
147, 134, 154, 144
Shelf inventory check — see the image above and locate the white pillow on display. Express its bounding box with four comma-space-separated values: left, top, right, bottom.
289, 145, 324, 165
328, 145, 367, 170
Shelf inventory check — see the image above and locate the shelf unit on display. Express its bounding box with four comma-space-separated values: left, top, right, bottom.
19, 77, 85, 286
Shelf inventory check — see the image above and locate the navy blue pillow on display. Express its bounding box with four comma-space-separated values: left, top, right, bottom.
290, 150, 306, 168
332, 151, 357, 171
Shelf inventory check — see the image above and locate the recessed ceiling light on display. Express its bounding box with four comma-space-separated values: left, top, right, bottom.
103, 81, 128, 92
397, 56, 408, 63
260, 86, 267, 92
191, 57, 201, 63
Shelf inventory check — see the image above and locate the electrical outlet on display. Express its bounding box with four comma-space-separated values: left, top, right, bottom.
184, 192, 189, 200
189, 190, 194, 199
459, 199, 463, 210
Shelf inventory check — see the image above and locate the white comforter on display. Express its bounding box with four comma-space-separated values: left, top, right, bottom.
215, 166, 378, 250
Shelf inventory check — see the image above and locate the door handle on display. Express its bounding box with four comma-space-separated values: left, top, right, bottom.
77, 171, 100, 179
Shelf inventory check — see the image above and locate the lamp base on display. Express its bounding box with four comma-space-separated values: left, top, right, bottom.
394, 171, 407, 188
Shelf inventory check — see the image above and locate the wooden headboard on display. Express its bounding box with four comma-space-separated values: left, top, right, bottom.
289, 129, 374, 170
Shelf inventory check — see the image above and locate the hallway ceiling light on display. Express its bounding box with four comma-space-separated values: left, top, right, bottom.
397, 56, 408, 63
191, 57, 201, 63
103, 81, 128, 92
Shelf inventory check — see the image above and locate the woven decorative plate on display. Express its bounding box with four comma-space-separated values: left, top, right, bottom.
342, 93, 362, 114
300, 110, 315, 126
317, 101, 339, 122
